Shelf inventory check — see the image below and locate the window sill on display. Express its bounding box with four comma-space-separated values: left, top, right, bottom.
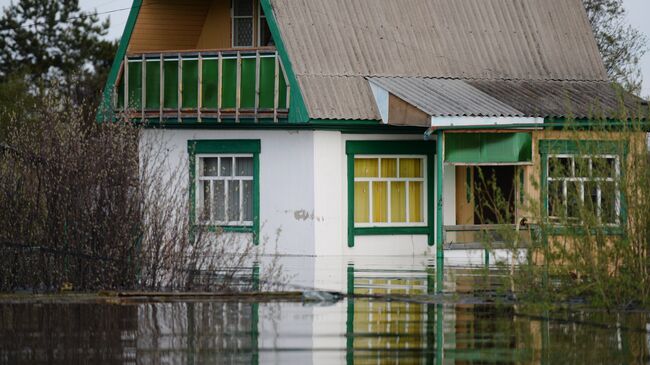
545, 225, 625, 236
353, 226, 430, 236
195, 225, 255, 234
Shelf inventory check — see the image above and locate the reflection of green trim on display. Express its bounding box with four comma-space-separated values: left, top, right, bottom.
187, 140, 261, 245
346, 265, 355, 365
436, 303, 444, 364
539, 139, 628, 237
251, 265, 260, 365
97, 0, 142, 121
259, 0, 309, 123
345, 140, 437, 247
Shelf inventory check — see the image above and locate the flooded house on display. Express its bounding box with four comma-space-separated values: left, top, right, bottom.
99, 0, 647, 263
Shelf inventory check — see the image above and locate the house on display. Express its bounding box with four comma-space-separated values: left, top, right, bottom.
99, 0, 648, 260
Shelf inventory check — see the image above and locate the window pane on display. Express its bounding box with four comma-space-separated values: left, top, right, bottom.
355, 158, 378, 178
372, 181, 388, 223
233, 18, 253, 47
575, 157, 590, 178
391, 182, 406, 223
233, 0, 253, 16
381, 158, 397, 178
354, 182, 370, 223
220, 157, 233, 177
201, 181, 211, 222
228, 180, 241, 222
548, 180, 563, 218
409, 182, 423, 222
592, 157, 616, 178
549, 157, 572, 178
567, 181, 581, 219
400, 158, 422, 178
585, 181, 598, 213
214, 180, 226, 222
242, 180, 253, 222
202, 158, 219, 177
601, 181, 618, 224
235, 157, 254, 176
258, 17, 274, 46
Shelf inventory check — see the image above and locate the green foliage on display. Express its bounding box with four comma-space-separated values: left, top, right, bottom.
0, 0, 117, 113
582, 0, 648, 95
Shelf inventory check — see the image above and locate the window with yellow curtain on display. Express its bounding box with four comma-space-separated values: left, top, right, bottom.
354, 156, 426, 226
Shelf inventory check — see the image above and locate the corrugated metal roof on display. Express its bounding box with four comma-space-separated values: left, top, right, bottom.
270, 0, 612, 120
368, 77, 525, 117
466, 80, 647, 120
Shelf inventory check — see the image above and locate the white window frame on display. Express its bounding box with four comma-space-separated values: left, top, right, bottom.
354, 155, 428, 228
231, 0, 254, 48
546, 153, 621, 225
196, 154, 254, 227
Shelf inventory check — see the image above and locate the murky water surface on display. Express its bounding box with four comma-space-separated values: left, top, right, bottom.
1, 262, 649, 364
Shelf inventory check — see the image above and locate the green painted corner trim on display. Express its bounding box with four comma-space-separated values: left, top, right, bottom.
436, 131, 444, 257
97, 0, 142, 122
188, 139, 261, 245
260, 0, 310, 123
345, 140, 437, 247
539, 139, 629, 237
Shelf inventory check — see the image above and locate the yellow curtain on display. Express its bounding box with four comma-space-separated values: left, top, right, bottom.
373, 181, 388, 223
354, 182, 370, 223
355, 158, 378, 177
381, 158, 397, 177
409, 181, 423, 222
400, 158, 422, 178
391, 182, 406, 222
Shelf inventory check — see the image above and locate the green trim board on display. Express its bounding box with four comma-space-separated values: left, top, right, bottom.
445, 132, 532, 164
259, 0, 310, 123
538, 139, 628, 236
188, 139, 261, 245
345, 140, 437, 247
97, 0, 142, 121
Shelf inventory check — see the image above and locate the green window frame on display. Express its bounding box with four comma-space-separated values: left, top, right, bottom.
539, 140, 627, 235
346, 140, 436, 247
188, 140, 261, 244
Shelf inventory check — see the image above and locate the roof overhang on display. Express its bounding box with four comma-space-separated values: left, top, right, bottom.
368, 77, 544, 131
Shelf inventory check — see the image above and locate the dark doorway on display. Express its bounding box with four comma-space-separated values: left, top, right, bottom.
473, 166, 516, 224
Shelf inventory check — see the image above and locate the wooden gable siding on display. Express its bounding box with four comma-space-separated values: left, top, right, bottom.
128, 0, 234, 53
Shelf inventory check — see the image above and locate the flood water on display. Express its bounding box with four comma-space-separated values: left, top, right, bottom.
1, 260, 649, 364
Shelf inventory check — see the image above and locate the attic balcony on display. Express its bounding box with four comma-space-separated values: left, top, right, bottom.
112, 48, 290, 123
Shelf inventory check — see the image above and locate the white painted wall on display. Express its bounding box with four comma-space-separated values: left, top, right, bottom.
141, 129, 441, 258
141, 129, 316, 256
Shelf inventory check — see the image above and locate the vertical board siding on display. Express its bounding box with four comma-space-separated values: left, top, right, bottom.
117, 51, 289, 118
182, 59, 199, 109
163, 60, 179, 109
202, 59, 220, 109
145, 61, 161, 109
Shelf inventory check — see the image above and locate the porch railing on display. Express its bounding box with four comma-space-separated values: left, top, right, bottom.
443, 224, 537, 249
113, 48, 290, 122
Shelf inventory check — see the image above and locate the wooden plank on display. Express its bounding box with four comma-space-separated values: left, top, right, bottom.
159, 54, 163, 122
217, 52, 222, 122
236, 51, 241, 123
177, 54, 182, 122
280, 60, 291, 109
198, 53, 203, 123
273, 51, 279, 123
123, 56, 129, 115
254, 50, 260, 122
141, 54, 146, 120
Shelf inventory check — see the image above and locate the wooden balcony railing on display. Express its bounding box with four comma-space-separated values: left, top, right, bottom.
113, 48, 290, 122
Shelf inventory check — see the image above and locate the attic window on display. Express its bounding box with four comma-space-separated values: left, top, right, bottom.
258, 2, 273, 47
232, 0, 254, 47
